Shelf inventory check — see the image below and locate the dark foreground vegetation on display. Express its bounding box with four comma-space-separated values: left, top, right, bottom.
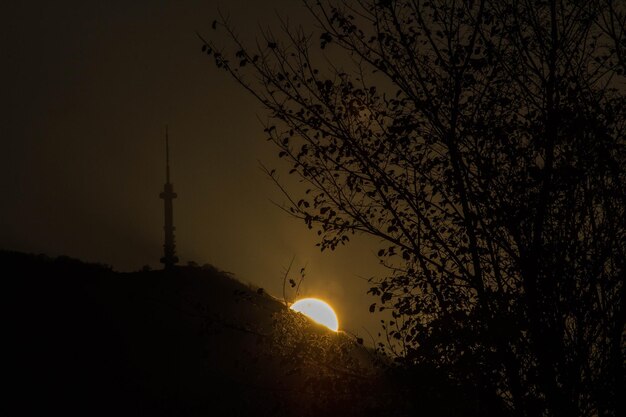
6, 250, 503, 417
201, 1, 625, 416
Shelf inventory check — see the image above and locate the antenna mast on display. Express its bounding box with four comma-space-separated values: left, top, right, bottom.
165, 126, 171, 183
160, 125, 179, 270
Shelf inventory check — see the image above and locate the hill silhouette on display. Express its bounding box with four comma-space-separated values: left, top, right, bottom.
5, 250, 411, 417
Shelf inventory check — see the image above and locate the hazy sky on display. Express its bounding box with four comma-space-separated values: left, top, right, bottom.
1, 0, 388, 335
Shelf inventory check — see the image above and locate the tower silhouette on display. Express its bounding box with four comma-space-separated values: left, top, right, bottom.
160, 126, 179, 270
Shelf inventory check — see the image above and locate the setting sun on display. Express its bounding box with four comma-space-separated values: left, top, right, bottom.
290, 298, 339, 332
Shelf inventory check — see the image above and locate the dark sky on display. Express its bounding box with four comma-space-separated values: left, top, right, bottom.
1, 0, 387, 335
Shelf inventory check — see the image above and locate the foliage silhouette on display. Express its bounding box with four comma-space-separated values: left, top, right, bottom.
202, 1, 625, 416
6, 250, 408, 416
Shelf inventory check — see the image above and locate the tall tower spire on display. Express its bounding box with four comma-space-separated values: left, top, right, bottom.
165, 126, 171, 183
160, 125, 179, 270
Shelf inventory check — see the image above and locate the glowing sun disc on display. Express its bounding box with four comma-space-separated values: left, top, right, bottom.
290, 298, 339, 332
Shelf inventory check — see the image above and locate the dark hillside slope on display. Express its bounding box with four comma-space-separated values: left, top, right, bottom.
4, 251, 402, 417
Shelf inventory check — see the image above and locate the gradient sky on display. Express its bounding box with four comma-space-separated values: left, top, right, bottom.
1, 0, 388, 336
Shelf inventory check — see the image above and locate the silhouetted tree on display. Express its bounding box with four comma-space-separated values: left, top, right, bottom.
202, 1, 625, 416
